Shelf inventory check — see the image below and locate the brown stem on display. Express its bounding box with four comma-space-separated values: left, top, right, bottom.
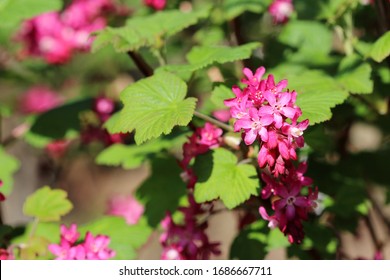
127, 51, 153, 77
193, 111, 234, 132
363, 214, 382, 251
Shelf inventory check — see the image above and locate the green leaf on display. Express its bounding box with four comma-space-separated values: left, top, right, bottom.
279, 20, 332, 55
187, 43, 261, 69
230, 220, 267, 260
136, 156, 187, 227
108, 72, 197, 144
210, 85, 234, 109
370, 31, 390, 63
79, 216, 152, 260
160, 43, 260, 76
23, 186, 73, 222
222, 0, 271, 20
96, 134, 187, 169
337, 55, 373, 94
92, 8, 209, 52
194, 148, 259, 209
30, 98, 93, 140
286, 70, 349, 124
0, 0, 62, 28
0, 147, 20, 197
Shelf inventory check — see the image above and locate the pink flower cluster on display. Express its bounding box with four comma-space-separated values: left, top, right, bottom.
224, 66, 309, 176
160, 195, 221, 260
17, 0, 114, 64
224, 66, 317, 244
259, 162, 318, 244
19, 86, 63, 114
268, 0, 294, 24
81, 96, 126, 146
159, 122, 222, 259
48, 224, 115, 260
144, 0, 167, 10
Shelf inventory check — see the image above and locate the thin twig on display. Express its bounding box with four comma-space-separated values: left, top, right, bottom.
364, 214, 382, 251
127, 51, 153, 77
193, 111, 234, 132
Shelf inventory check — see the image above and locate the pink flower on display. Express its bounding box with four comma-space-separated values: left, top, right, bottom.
259, 206, 279, 229
268, 0, 294, 24
17, 0, 114, 64
60, 224, 80, 244
273, 184, 308, 221
234, 108, 273, 145
260, 91, 297, 129
46, 140, 71, 159
83, 232, 116, 260
0, 248, 14, 260
197, 123, 223, 148
48, 224, 115, 260
20, 86, 63, 114
107, 194, 144, 225
144, 0, 166, 10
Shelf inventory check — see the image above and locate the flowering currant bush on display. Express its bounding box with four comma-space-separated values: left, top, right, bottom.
0, 0, 390, 260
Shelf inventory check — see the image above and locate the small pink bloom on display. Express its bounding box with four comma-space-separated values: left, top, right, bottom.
259, 206, 279, 228
83, 232, 115, 260
268, 0, 294, 24
144, 0, 166, 10
46, 140, 70, 159
234, 108, 273, 145
197, 123, 223, 148
60, 224, 80, 244
0, 248, 14, 260
20, 86, 62, 114
107, 194, 144, 225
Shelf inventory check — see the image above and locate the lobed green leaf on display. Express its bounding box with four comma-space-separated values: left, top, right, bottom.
194, 148, 259, 209
107, 72, 196, 144
23, 186, 73, 222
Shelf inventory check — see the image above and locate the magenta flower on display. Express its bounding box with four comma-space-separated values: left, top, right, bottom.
241, 67, 266, 87
20, 86, 63, 114
60, 224, 80, 244
282, 119, 309, 147
273, 184, 308, 221
144, 0, 166, 10
260, 91, 298, 129
268, 0, 294, 24
0, 248, 14, 260
107, 194, 144, 225
234, 108, 273, 145
197, 123, 223, 148
83, 232, 115, 260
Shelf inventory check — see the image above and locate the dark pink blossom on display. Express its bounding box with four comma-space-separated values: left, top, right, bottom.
20, 86, 62, 114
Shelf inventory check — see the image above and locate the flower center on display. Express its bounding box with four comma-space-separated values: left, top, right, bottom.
287, 196, 296, 205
